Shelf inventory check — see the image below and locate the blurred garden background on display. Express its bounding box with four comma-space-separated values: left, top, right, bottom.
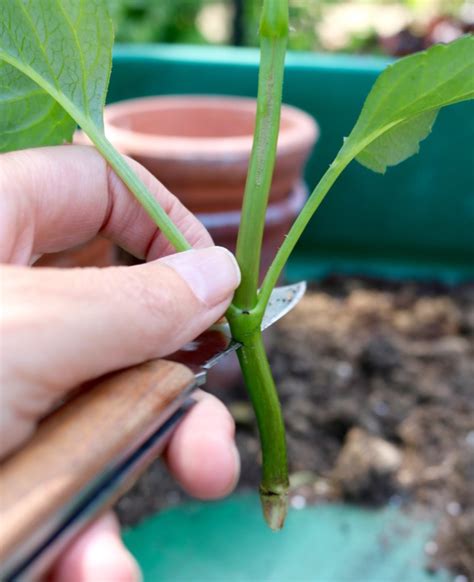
107, 0, 472, 56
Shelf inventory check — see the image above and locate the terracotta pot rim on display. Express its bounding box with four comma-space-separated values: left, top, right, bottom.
103, 95, 319, 160
197, 181, 307, 229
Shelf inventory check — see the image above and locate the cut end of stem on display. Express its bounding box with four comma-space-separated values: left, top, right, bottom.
260, 489, 288, 531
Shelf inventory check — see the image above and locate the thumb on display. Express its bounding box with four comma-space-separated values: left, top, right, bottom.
0, 247, 240, 454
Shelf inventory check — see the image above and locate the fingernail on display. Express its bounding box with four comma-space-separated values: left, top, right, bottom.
160, 247, 241, 307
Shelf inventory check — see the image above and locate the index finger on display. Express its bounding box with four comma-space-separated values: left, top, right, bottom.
0, 145, 213, 265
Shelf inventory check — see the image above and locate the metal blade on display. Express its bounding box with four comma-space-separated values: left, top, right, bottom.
261, 281, 307, 331
168, 282, 306, 381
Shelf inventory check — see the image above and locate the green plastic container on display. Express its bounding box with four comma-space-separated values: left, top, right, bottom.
123, 494, 449, 582
110, 44, 474, 283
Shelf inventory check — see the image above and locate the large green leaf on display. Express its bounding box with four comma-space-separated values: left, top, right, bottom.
0, 61, 75, 151
341, 35, 474, 173
0, 0, 189, 250
0, 0, 113, 152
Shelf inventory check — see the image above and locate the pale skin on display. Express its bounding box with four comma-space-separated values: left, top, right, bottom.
0, 145, 242, 581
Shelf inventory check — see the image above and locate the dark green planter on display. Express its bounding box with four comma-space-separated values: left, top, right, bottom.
110, 44, 474, 283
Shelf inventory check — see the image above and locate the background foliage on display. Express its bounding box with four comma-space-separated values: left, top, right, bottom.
106, 0, 470, 55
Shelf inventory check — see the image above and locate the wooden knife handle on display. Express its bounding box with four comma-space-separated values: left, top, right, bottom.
0, 359, 195, 565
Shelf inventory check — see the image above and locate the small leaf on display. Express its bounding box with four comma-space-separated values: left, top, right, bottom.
0, 0, 114, 152
340, 35, 474, 173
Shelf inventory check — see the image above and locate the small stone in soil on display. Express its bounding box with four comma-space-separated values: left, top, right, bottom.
332, 427, 403, 504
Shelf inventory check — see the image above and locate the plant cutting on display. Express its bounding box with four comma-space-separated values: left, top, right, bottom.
1, 0, 472, 532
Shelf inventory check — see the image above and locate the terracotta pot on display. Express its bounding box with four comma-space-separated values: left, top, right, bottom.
101, 95, 318, 213
197, 181, 307, 274
34, 238, 117, 268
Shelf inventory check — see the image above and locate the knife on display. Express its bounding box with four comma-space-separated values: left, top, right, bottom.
0, 282, 306, 581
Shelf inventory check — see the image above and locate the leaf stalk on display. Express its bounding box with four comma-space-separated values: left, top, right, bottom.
257, 155, 350, 312
90, 130, 191, 252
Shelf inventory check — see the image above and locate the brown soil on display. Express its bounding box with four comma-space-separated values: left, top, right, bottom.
117, 277, 474, 578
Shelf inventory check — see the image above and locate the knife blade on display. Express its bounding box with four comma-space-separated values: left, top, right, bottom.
170, 281, 307, 378
0, 282, 306, 580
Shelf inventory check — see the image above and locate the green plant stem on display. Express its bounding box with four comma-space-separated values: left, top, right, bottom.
236, 329, 289, 530
257, 155, 350, 312
88, 129, 191, 253
227, 0, 290, 530
229, 150, 350, 530
232, 1, 288, 312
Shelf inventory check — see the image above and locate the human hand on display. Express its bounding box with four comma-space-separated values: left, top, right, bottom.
0, 146, 241, 581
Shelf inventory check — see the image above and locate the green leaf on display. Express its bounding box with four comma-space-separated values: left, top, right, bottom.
0, 61, 75, 151
341, 35, 474, 173
355, 109, 439, 174
0, 0, 190, 251
0, 0, 113, 152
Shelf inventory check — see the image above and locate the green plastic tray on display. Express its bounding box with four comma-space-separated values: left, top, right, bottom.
123, 494, 449, 582
110, 44, 474, 283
